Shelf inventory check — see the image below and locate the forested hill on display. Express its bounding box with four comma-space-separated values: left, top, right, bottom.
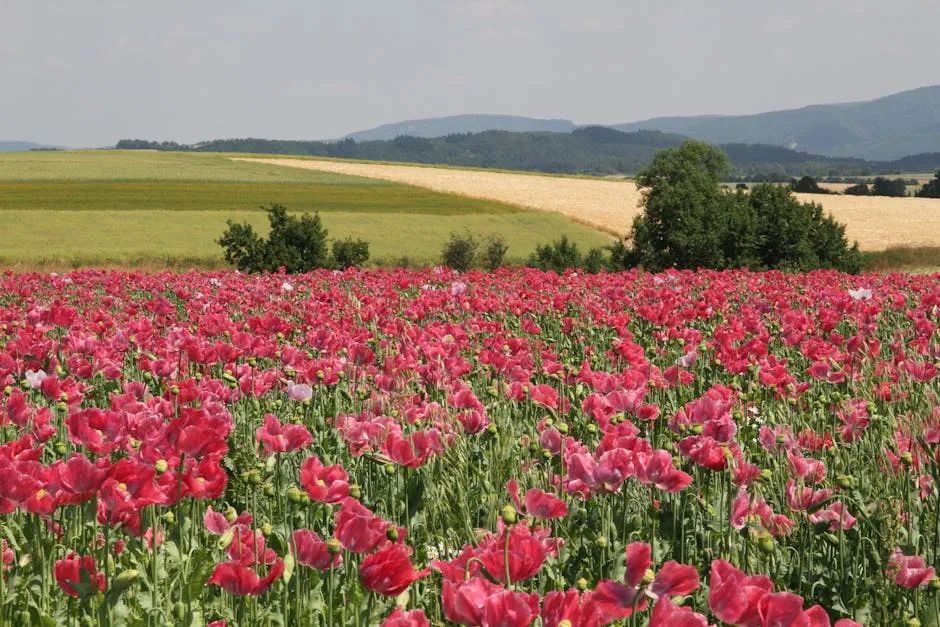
116, 128, 940, 178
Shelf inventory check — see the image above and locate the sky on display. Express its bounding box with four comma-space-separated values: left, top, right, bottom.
3, 0, 939, 147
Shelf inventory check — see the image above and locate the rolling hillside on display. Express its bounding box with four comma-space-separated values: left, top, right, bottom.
342, 114, 575, 141
613, 84, 940, 160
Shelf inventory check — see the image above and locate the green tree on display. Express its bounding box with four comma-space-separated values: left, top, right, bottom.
441, 231, 479, 271
218, 204, 331, 273
843, 183, 871, 196
916, 171, 940, 198
790, 175, 829, 194
528, 235, 583, 273
629, 140, 746, 270
871, 177, 908, 197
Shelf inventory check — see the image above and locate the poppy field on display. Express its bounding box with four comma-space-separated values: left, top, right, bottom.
1, 268, 939, 626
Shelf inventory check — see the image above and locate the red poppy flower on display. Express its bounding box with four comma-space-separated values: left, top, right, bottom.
887, 548, 936, 588
650, 596, 710, 627
291, 529, 342, 570
481, 589, 540, 627
708, 559, 773, 626
478, 523, 550, 584
358, 543, 428, 596
300, 456, 350, 503
255, 414, 312, 456
54, 552, 106, 598
381, 608, 430, 627
334, 498, 392, 553
206, 558, 284, 596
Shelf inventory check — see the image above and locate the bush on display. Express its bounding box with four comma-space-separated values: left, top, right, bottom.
218, 204, 370, 273
790, 176, 829, 194
843, 183, 871, 196
916, 171, 940, 198
527, 235, 582, 273
623, 141, 862, 273
871, 177, 908, 197
481, 235, 509, 271
582, 248, 607, 274
332, 238, 370, 269
219, 204, 331, 273
441, 231, 478, 271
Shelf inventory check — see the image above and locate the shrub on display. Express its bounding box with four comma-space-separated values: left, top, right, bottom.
331, 238, 370, 269
527, 235, 582, 273
790, 176, 829, 194
623, 141, 862, 273
916, 171, 940, 198
843, 183, 871, 196
481, 235, 509, 271
441, 231, 478, 271
582, 247, 607, 274
871, 177, 908, 197
219, 204, 331, 273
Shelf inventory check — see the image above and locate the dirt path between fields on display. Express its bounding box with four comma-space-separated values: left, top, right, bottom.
235, 157, 940, 251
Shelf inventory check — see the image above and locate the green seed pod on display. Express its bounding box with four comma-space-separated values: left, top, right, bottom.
586, 423, 598, 434
349, 484, 362, 499
163, 511, 175, 525
576, 577, 589, 591
384, 464, 397, 475
170, 385, 180, 396
595, 536, 608, 549
261, 522, 273, 536
757, 534, 775, 554
56, 401, 68, 412
54, 442, 68, 455
263, 484, 275, 497
641, 568, 655, 585
486, 423, 498, 435
154, 459, 169, 474
500, 504, 517, 525
386, 527, 399, 542
287, 486, 304, 503
111, 569, 139, 595
626, 514, 643, 531
3, 385, 12, 396
557, 423, 569, 435
326, 538, 343, 555
225, 506, 238, 523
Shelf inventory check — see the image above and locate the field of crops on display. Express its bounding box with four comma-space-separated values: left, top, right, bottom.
0, 151, 611, 267
240, 157, 940, 252
1, 268, 939, 625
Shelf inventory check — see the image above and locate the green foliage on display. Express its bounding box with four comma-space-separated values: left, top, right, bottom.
331, 237, 370, 269
582, 247, 607, 274
625, 142, 862, 273
843, 183, 872, 196
441, 231, 479, 271
870, 177, 908, 197
481, 235, 509, 271
916, 171, 940, 198
527, 235, 583, 273
218, 204, 331, 273
790, 176, 830, 194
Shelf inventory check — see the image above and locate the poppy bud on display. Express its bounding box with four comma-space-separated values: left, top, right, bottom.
576, 577, 589, 591
690, 423, 703, 435
836, 474, 855, 489
385, 464, 397, 475
586, 423, 598, 434
349, 484, 362, 499
542, 449, 553, 460
247, 470, 262, 485
501, 504, 517, 525
907, 619, 921, 627
155, 459, 168, 474
224, 507, 238, 523
111, 569, 139, 595
326, 538, 343, 555
642, 568, 655, 585
218, 529, 235, 550
387, 527, 399, 542
163, 511, 175, 525
900, 452, 914, 466
930, 576, 940, 591
283, 553, 295, 584
222, 371, 237, 384
170, 385, 179, 396
626, 514, 642, 531
759, 469, 773, 481
3, 385, 11, 396
557, 423, 569, 434
486, 423, 498, 435
194, 372, 202, 382
55, 365, 65, 376
262, 522, 273, 536
287, 486, 304, 503
757, 534, 775, 554
54, 442, 68, 455
595, 536, 608, 549
264, 484, 275, 497
57, 402, 68, 412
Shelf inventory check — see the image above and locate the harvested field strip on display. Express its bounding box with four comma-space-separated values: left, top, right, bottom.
238, 157, 940, 251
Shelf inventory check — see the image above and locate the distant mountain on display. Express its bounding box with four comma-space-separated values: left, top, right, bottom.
612, 84, 940, 161
0, 140, 63, 152
343, 114, 576, 141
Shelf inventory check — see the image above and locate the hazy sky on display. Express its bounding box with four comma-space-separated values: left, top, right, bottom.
4, 1, 938, 146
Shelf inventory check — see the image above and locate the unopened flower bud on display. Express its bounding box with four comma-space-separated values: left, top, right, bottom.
576, 577, 589, 591
501, 504, 517, 525
326, 538, 343, 555
349, 484, 362, 499
155, 459, 168, 474
224, 507, 238, 523
261, 522, 273, 536
387, 527, 399, 542
163, 511, 175, 525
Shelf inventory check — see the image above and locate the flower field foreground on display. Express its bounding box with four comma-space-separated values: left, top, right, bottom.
1, 268, 939, 626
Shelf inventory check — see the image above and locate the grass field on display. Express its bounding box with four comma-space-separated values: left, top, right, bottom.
0, 151, 612, 267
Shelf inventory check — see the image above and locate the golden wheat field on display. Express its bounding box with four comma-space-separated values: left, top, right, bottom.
237, 158, 940, 251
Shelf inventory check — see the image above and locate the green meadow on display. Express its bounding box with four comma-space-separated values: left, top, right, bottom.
0, 151, 612, 268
